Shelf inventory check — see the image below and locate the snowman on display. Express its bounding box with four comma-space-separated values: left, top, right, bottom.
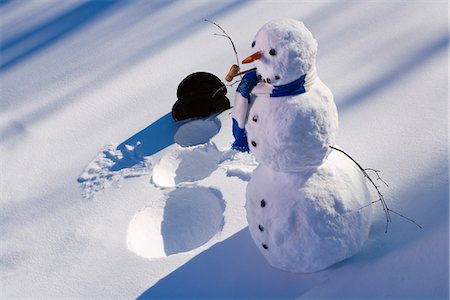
231, 19, 372, 273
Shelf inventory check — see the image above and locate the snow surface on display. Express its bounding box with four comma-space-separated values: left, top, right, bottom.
1, 0, 448, 299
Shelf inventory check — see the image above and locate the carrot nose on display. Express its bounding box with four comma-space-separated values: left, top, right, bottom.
242, 51, 262, 64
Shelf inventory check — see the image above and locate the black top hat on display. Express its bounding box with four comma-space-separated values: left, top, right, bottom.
172, 72, 230, 121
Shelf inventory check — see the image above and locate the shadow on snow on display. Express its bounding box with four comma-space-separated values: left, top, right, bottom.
0, 1, 123, 72
138, 227, 327, 299
338, 34, 449, 110
138, 155, 449, 299
0, 0, 251, 142
110, 112, 185, 172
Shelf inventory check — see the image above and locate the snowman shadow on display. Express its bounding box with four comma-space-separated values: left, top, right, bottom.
138, 227, 328, 299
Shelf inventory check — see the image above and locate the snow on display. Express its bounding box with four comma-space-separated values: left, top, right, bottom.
174, 119, 220, 147
127, 186, 225, 259
1, 0, 448, 299
151, 143, 222, 188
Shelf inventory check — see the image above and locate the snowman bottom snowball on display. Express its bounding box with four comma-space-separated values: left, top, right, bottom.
245, 150, 372, 273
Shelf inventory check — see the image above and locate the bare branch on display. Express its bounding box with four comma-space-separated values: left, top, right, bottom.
228, 79, 242, 87
389, 209, 423, 229
204, 19, 240, 68
211, 80, 242, 98
365, 168, 389, 187
329, 146, 422, 233
359, 199, 381, 210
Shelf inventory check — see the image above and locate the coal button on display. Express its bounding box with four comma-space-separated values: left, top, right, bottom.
251, 141, 257, 147
260, 199, 266, 207
258, 224, 264, 232
252, 115, 258, 122
262, 244, 268, 250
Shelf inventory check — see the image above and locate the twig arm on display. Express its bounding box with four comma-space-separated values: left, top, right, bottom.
329, 145, 422, 232
205, 19, 240, 67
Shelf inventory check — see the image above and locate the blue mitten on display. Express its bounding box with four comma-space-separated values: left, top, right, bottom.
231, 70, 259, 152
232, 118, 249, 152
236, 70, 258, 101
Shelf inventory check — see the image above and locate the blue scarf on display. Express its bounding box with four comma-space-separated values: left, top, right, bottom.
270, 73, 306, 97
236, 71, 307, 100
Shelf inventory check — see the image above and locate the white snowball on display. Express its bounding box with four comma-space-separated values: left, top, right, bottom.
245, 78, 338, 172
245, 149, 372, 272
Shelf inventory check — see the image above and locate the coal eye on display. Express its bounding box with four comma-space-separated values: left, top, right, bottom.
251, 41, 256, 48
269, 49, 277, 56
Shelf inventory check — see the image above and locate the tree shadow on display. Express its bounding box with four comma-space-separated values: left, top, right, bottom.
0, 0, 13, 6
0, 1, 124, 72
297, 1, 448, 112
301, 0, 356, 30
337, 34, 449, 110
1, 0, 251, 142
138, 227, 327, 299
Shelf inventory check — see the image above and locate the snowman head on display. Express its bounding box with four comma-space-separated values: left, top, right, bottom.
243, 19, 318, 86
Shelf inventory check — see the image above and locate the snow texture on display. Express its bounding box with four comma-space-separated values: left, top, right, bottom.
151, 143, 222, 188
1, 1, 448, 299
78, 142, 150, 198
127, 186, 225, 258
174, 119, 220, 147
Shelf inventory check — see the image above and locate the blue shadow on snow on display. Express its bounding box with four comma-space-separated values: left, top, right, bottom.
138, 227, 326, 299
110, 112, 185, 172
0, 0, 122, 72
0, 0, 13, 6
0, 0, 250, 141
338, 34, 449, 110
